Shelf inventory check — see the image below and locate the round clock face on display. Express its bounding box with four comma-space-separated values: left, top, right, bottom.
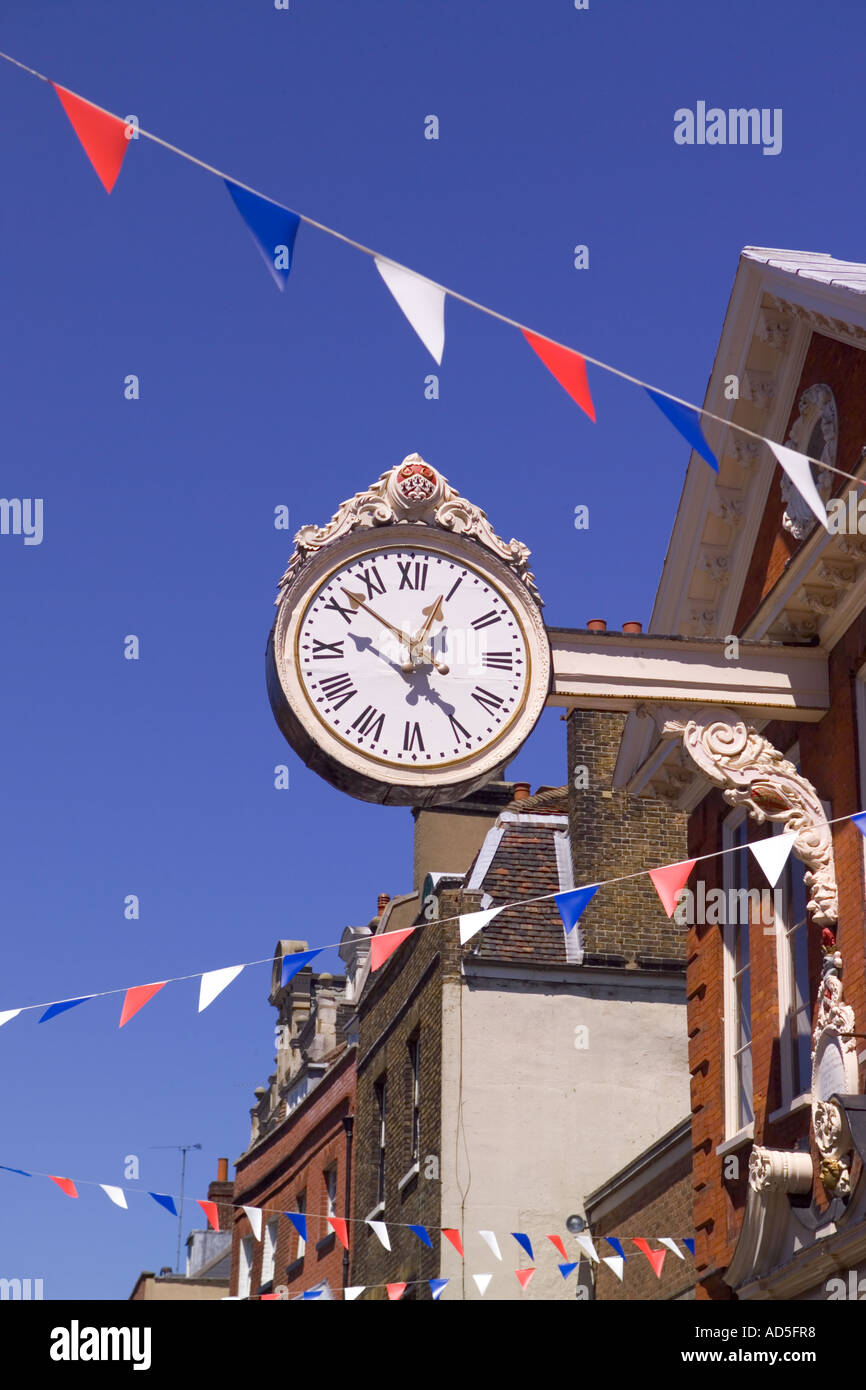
294, 544, 530, 770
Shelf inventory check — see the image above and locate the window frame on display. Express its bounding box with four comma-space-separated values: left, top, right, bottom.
722, 807, 754, 1140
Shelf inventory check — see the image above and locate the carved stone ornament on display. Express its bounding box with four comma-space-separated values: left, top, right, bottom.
276, 453, 542, 607
810, 954, 859, 1198
748, 1146, 812, 1195
781, 384, 838, 541
661, 709, 838, 925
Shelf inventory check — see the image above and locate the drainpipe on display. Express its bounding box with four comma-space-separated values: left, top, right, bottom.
341, 1115, 354, 1294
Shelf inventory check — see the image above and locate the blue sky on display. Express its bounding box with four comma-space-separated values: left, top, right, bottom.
0, 0, 861, 1299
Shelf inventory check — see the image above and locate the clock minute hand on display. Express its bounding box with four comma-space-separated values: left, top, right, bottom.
341, 589, 416, 670
410, 595, 449, 675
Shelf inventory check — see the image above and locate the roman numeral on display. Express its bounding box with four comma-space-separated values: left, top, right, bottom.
471, 686, 505, 716
447, 712, 470, 741
483, 651, 513, 670
445, 576, 464, 602
312, 638, 344, 660
318, 672, 357, 709
471, 609, 501, 631
351, 705, 385, 742
323, 594, 355, 624
358, 566, 386, 600
403, 721, 425, 752
397, 560, 428, 591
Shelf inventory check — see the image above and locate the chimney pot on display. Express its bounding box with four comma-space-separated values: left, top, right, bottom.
513, 781, 531, 801
377, 893, 391, 915
586, 619, 607, 632
622, 621, 643, 634
217, 1157, 228, 1183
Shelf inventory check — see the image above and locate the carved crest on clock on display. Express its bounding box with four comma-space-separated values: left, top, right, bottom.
276, 453, 542, 607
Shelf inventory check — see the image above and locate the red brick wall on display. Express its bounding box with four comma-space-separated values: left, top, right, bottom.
230, 1048, 355, 1298
592, 1153, 694, 1301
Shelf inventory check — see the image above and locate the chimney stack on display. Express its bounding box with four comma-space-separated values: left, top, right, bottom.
586, 619, 607, 632
378, 893, 391, 915
623, 620, 643, 634
217, 1157, 228, 1183
513, 782, 531, 801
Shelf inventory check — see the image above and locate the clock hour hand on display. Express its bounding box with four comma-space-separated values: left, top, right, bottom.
341, 589, 416, 671
409, 595, 449, 673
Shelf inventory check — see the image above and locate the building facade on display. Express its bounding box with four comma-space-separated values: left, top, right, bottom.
230, 946, 358, 1300
599, 248, 866, 1300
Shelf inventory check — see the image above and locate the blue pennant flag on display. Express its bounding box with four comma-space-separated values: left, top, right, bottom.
409, 1224, 432, 1248
149, 1192, 177, 1216
225, 181, 301, 290
558, 1262, 578, 1279
605, 1237, 625, 1259
281, 950, 322, 989
683, 1238, 695, 1256
646, 389, 719, 472
852, 812, 866, 838
285, 1211, 307, 1243
429, 1278, 448, 1300
39, 996, 95, 1023
555, 884, 600, 935
0, 1165, 32, 1177
302, 1290, 322, 1299
512, 1232, 534, 1261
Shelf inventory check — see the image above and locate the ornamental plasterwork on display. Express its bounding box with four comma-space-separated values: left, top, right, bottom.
687, 607, 717, 637
781, 384, 838, 540
661, 710, 838, 926
742, 369, 776, 410
699, 551, 731, 587
811, 958, 859, 1198
757, 310, 793, 352
276, 453, 542, 606
708, 489, 745, 528
748, 1146, 812, 1195
763, 292, 866, 347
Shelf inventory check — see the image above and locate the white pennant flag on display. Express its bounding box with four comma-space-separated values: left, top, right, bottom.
459, 907, 503, 946
367, 1220, 391, 1250
478, 1230, 502, 1261
243, 1206, 263, 1241
768, 441, 830, 531
749, 832, 796, 889
374, 257, 446, 364
0, 1010, 21, 1028
575, 1234, 599, 1263
344, 1286, 365, 1300
658, 1238, 685, 1260
100, 1185, 128, 1209
602, 1255, 624, 1281
198, 965, 244, 1013
473, 1273, 492, 1296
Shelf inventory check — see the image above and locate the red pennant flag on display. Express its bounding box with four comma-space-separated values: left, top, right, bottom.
387, 1282, 407, 1300
197, 1200, 220, 1231
515, 1267, 535, 1290
370, 928, 415, 972
547, 1234, 568, 1260
632, 1238, 667, 1278
52, 85, 130, 194
523, 329, 596, 422
329, 1217, 349, 1250
442, 1227, 464, 1257
648, 859, 697, 918
119, 981, 167, 1028
260, 1293, 280, 1300
50, 1176, 78, 1198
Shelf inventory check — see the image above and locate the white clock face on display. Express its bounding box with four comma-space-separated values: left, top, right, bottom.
292, 545, 531, 770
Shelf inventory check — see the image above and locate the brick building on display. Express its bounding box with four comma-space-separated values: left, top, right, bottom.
348, 768, 691, 1300
584, 248, 866, 1299
229, 943, 359, 1299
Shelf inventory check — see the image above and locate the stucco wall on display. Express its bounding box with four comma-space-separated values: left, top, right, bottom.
438, 969, 689, 1300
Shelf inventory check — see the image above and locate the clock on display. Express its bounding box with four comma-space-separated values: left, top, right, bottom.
266, 455, 551, 805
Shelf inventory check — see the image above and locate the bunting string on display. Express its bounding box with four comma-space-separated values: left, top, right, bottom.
0, 48, 863, 515
1, 808, 863, 1030
0, 1160, 692, 1284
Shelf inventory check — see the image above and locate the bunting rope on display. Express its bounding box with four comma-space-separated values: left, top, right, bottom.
0, 48, 863, 507
1, 807, 861, 1028
0, 1160, 693, 1274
